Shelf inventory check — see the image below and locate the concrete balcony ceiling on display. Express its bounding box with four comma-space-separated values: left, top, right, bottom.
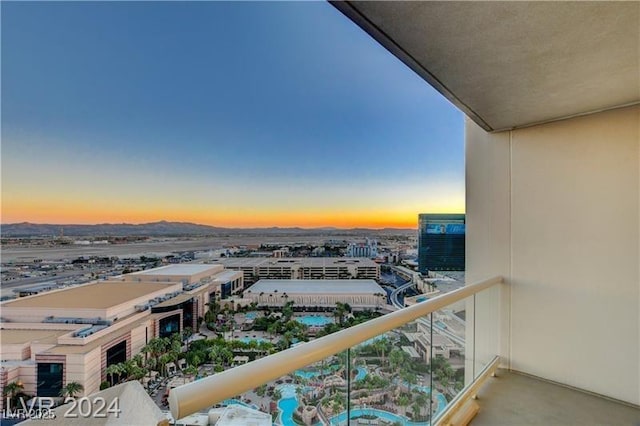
331, 1, 640, 132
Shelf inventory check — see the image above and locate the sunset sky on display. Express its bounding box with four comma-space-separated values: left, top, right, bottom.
1, 1, 464, 229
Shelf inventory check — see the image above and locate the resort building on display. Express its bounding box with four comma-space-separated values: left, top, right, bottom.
345, 238, 378, 258
0, 264, 241, 406
207, 257, 380, 283
243, 279, 387, 310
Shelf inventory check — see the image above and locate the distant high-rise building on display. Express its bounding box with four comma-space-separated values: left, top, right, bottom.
417, 214, 465, 273
346, 238, 378, 258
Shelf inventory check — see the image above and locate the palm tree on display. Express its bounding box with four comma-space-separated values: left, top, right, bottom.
273, 389, 282, 400
397, 394, 410, 415
182, 327, 193, 342
372, 338, 388, 365
209, 346, 221, 364
400, 369, 417, 393
159, 353, 174, 376
3, 381, 24, 405
414, 391, 428, 416
411, 403, 421, 420
131, 354, 144, 369
334, 302, 347, 325
105, 364, 122, 386
389, 348, 405, 371
59, 382, 84, 398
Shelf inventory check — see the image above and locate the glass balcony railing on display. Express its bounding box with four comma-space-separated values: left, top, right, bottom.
169, 276, 504, 425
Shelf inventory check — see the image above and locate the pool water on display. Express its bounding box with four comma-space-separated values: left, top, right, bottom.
295, 315, 334, 327
277, 384, 298, 426
436, 394, 448, 413
329, 408, 429, 426
294, 365, 339, 379
238, 336, 268, 344
294, 370, 319, 379
354, 367, 367, 381
416, 296, 428, 302
278, 397, 298, 426
245, 312, 258, 319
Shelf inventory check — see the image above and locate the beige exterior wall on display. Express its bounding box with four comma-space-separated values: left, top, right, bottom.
130, 322, 150, 356
0, 343, 29, 361
66, 350, 98, 396
466, 105, 639, 405
18, 365, 37, 397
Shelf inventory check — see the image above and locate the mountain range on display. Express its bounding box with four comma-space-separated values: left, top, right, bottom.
1, 221, 415, 237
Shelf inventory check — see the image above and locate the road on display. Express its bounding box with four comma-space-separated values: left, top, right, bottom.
390, 280, 415, 308
389, 276, 466, 347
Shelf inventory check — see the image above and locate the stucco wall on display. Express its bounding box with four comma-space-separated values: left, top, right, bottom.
466, 105, 639, 404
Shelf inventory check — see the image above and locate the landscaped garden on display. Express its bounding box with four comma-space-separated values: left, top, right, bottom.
98, 298, 462, 425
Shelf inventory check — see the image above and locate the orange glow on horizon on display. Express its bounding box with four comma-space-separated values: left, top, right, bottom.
1, 209, 464, 229
2, 193, 464, 229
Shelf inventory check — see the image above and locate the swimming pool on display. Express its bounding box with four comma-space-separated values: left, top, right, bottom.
294, 315, 334, 327
278, 397, 298, 426
294, 365, 338, 379
238, 336, 268, 344
354, 366, 367, 381
436, 393, 448, 413
329, 408, 429, 426
245, 312, 258, 320
278, 383, 297, 398
277, 384, 298, 426
416, 296, 428, 302
294, 370, 319, 379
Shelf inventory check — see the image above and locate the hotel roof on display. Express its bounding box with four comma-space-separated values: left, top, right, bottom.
2, 281, 172, 309
0, 328, 70, 345
129, 264, 220, 276
211, 270, 242, 281
248, 279, 385, 294
43, 315, 156, 355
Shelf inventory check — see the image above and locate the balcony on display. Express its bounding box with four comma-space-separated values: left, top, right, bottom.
167, 276, 504, 425
473, 370, 640, 426
164, 275, 639, 425
16, 2, 639, 425
26, 274, 638, 425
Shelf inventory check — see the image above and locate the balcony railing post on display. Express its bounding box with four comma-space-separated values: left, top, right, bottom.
346, 348, 351, 425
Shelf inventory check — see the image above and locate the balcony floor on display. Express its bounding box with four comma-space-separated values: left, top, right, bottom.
471, 369, 640, 425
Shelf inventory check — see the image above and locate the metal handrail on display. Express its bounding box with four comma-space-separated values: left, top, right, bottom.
169, 275, 503, 420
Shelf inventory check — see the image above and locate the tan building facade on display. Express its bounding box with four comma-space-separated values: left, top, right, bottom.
0, 264, 241, 407
209, 257, 380, 283
243, 279, 387, 310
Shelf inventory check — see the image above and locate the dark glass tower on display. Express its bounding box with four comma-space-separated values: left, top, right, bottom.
418, 214, 465, 273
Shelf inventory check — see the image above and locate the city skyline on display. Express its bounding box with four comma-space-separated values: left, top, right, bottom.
1, 1, 465, 229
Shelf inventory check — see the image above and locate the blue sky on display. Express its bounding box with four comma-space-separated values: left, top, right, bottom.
1, 1, 464, 228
